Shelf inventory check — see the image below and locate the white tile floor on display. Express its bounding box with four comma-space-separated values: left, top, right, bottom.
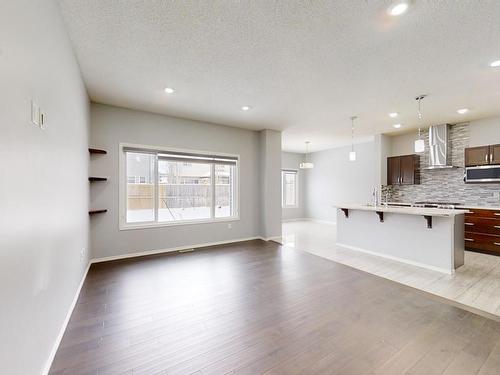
282, 220, 500, 318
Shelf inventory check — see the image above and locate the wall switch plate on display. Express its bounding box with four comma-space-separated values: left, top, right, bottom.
228, 223, 232, 229
39, 112, 46, 130
31, 100, 40, 126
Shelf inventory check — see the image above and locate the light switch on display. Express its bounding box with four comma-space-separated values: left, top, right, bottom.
31, 100, 40, 126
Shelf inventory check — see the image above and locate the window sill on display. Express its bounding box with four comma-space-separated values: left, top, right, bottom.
119, 216, 240, 231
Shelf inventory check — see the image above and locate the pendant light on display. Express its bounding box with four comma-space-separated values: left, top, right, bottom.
349, 116, 357, 162
299, 141, 314, 169
414, 95, 426, 153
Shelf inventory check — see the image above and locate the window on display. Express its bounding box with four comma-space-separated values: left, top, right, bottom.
282, 170, 298, 207
121, 145, 239, 228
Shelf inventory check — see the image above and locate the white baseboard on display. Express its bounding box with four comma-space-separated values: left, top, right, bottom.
260, 235, 282, 242
307, 218, 337, 225
42, 261, 91, 375
91, 236, 263, 264
282, 218, 308, 223
336, 242, 453, 275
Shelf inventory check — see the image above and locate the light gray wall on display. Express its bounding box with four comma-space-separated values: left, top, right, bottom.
90, 103, 267, 259
281, 152, 307, 220
305, 142, 376, 223
259, 130, 282, 239
0, 1, 90, 374
390, 116, 500, 156
469, 116, 500, 146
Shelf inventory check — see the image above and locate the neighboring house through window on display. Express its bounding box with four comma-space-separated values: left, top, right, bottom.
121, 145, 239, 229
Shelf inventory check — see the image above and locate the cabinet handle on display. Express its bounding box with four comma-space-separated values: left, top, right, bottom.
495, 213, 500, 216
495, 226, 500, 229
491, 153, 494, 162
465, 238, 475, 242
486, 154, 489, 162
495, 243, 500, 246
465, 222, 474, 226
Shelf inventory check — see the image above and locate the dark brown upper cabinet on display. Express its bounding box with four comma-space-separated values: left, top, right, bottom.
387, 155, 420, 186
491, 144, 500, 165
465, 144, 500, 167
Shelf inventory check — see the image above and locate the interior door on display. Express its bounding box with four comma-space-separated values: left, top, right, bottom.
400, 155, 416, 185
387, 157, 401, 185
490, 144, 500, 165
465, 146, 490, 167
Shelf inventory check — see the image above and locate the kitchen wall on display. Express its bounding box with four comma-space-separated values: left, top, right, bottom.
90, 103, 280, 259
385, 117, 500, 207
306, 142, 377, 223
281, 152, 307, 221
0, 1, 90, 374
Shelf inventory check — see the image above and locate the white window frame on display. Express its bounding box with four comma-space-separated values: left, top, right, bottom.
282, 169, 299, 208
119, 143, 240, 230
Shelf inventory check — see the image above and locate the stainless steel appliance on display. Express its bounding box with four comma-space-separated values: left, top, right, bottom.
413, 201, 461, 209
465, 165, 500, 183
424, 124, 458, 169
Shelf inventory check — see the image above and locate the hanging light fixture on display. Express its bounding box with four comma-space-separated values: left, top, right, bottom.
299, 141, 314, 169
349, 116, 357, 162
414, 95, 426, 153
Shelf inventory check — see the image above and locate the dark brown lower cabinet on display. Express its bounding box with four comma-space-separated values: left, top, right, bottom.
464, 208, 500, 255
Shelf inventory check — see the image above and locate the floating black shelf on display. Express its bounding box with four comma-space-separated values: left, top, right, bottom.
88, 148, 107, 154
89, 209, 107, 215
89, 177, 107, 182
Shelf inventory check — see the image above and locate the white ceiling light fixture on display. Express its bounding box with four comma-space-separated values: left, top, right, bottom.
414, 95, 426, 153
241, 105, 251, 111
164, 87, 175, 94
299, 141, 314, 169
393, 123, 402, 129
457, 108, 469, 114
490, 60, 500, 67
349, 116, 357, 162
388, 1, 409, 16
389, 112, 399, 118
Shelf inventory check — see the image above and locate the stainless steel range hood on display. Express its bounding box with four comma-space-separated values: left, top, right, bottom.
424, 123, 457, 169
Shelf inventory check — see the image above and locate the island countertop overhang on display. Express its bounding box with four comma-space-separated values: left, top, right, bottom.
333, 204, 469, 217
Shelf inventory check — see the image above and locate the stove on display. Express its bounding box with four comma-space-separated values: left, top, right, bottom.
413, 201, 461, 209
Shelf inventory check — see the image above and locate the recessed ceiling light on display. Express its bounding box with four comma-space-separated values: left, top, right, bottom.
393, 123, 402, 129
457, 108, 469, 114
164, 87, 175, 94
388, 1, 409, 16
389, 112, 399, 118
241, 105, 251, 111
490, 60, 500, 67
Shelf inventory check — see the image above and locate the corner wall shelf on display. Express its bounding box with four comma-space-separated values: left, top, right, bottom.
89, 148, 107, 154
89, 209, 107, 215
89, 177, 107, 182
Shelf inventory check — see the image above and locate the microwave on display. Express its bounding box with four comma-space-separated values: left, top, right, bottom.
465, 165, 500, 183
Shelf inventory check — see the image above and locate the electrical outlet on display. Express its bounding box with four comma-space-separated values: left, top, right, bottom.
80, 248, 85, 258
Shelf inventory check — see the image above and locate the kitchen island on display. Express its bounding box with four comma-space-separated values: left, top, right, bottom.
335, 204, 468, 274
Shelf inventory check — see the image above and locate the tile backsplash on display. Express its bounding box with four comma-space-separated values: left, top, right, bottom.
383, 123, 500, 207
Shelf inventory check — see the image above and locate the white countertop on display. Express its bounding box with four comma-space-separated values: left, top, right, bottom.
334, 203, 469, 217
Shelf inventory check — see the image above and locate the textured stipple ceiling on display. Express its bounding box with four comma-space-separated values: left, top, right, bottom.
58, 0, 500, 152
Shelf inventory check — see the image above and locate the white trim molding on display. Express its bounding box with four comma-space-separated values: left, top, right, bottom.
91, 236, 263, 263
42, 262, 91, 375
119, 142, 241, 231
336, 242, 453, 275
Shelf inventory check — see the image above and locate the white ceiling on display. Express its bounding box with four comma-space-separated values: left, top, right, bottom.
58, 0, 500, 153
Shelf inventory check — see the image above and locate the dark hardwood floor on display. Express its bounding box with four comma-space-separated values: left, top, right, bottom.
50, 240, 500, 374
